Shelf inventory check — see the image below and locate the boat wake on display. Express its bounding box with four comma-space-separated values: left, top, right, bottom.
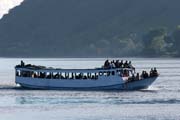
0, 85, 17, 90
138, 86, 159, 92
15, 96, 180, 105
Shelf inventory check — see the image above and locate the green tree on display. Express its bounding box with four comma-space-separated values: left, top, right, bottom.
172, 25, 180, 56
142, 28, 167, 56
109, 37, 139, 57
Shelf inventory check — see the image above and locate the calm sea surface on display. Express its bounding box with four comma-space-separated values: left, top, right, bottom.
0, 58, 180, 120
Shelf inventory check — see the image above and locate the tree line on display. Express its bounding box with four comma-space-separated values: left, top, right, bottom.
86, 25, 180, 57
142, 25, 180, 57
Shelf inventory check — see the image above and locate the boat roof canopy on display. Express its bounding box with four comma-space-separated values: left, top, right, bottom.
15, 66, 133, 73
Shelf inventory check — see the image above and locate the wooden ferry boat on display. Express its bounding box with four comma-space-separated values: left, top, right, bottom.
15, 61, 158, 90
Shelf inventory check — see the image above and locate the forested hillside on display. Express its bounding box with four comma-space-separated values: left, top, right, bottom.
0, 0, 180, 57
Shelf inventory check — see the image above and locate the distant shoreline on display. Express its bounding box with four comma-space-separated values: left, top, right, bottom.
0, 57, 179, 59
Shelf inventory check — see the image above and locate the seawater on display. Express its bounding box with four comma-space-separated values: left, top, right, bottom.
0, 58, 180, 120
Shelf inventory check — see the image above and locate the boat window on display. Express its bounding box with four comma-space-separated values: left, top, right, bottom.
83, 73, 88, 79
68, 73, 72, 79
116, 70, 120, 76
95, 73, 98, 79
16, 70, 21, 76
91, 73, 95, 79
61, 73, 65, 79
70, 73, 74, 79
123, 70, 129, 77
103, 71, 107, 76
30, 71, 34, 78
87, 73, 91, 79
75, 73, 79, 79
39, 72, 46, 78
107, 71, 111, 76
75, 73, 83, 79
31, 71, 38, 78
46, 72, 52, 79
53, 72, 59, 79
65, 72, 69, 79
69, 72, 76, 79
80, 73, 83, 79
99, 71, 103, 76
120, 70, 124, 76
112, 71, 115, 76
20, 70, 26, 77
21, 71, 25, 77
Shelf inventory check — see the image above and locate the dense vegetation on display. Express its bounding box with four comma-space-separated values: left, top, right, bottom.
0, 0, 180, 57
136, 26, 180, 57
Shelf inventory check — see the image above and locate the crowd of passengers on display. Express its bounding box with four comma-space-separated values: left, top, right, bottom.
17, 71, 99, 80
127, 68, 159, 82
104, 60, 135, 70
19, 60, 134, 70
15, 60, 47, 69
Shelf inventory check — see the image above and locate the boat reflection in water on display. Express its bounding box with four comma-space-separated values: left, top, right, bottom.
15, 60, 159, 90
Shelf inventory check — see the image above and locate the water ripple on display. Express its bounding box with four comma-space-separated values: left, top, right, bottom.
15, 96, 180, 105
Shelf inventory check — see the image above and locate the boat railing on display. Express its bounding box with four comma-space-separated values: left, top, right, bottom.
15, 65, 134, 73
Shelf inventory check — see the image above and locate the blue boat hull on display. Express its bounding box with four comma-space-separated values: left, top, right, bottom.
18, 77, 157, 90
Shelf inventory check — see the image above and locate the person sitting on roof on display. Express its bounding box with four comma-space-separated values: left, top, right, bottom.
110, 61, 116, 68
150, 68, 154, 77
128, 61, 136, 72
136, 73, 140, 80
132, 74, 135, 81
115, 60, 119, 68
141, 71, 145, 79
119, 60, 123, 68
149, 68, 158, 77
123, 60, 128, 68
21, 60, 25, 67
144, 71, 149, 78
153, 67, 158, 76
104, 59, 110, 69
111, 61, 116, 68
